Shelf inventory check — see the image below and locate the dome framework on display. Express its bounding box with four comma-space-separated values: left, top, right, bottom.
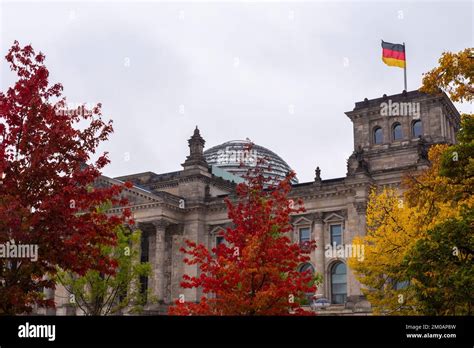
203, 140, 299, 185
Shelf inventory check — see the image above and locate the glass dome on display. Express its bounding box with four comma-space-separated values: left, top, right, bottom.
203, 140, 298, 184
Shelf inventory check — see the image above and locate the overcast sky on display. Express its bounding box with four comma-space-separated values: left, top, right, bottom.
1, 0, 472, 183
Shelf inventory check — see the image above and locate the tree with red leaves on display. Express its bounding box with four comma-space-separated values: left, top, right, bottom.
0, 42, 131, 314
169, 152, 319, 315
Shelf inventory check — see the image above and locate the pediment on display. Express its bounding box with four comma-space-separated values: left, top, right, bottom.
323, 212, 345, 222
293, 216, 313, 225
209, 226, 226, 235
97, 176, 164, 205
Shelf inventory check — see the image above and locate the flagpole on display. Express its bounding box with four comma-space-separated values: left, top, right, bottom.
403, 42, 407, 91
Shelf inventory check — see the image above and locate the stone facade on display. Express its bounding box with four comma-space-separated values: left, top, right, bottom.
47, 90, 460, 315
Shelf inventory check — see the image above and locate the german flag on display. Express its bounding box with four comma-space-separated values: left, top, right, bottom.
382, 40, 406, 68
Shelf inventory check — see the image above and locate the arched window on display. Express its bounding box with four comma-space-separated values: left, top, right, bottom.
412, 120, 422, 138
331, 262, 347, 304
373, 127, 383, 144
392, 123, 403, 141
299, 262, 315, 274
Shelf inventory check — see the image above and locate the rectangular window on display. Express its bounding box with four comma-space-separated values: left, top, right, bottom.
330, 224, 342, 246
299, 227, 311, 243
140, 232, 149, 262
216, 236, 225, 246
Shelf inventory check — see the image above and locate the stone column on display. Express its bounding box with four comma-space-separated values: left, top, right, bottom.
170, 224, 184, 304
313, 213, 325, 297
151, 220, 169, 303
127, 224, 141, 309
350, 201, 368, 297
180, 219, 206, 302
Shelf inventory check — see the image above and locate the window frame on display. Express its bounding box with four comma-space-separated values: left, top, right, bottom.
216, 235, 225, 246
392, 122, 403, 141
298, 262, 315, 274
299, 227, 311, 244
329, 223, 343, 246
373, 126, 383, 144
412, 120, 422, 138
330, 262, 347, 305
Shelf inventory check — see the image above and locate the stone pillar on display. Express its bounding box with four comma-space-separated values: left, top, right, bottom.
180, 219, 206, 302
350, 201, 368, 297
164, 230, 172, 304
127, 224, 141, 309
170, 224, 184, 303
151, 220, 169, 303
313, 213, 325, 297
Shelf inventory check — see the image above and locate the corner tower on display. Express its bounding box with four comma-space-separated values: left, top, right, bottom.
345, 90, 460, 184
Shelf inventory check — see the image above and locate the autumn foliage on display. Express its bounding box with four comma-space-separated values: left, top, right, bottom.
169, 154, 318, 315
349, 143, 473, 315
420, 48, 473, 103
0, 42, 131, 314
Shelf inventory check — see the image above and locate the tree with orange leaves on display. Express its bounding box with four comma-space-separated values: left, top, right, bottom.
169, 153, 320, 315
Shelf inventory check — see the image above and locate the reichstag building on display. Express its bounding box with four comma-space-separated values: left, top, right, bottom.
48, 90, 460, 315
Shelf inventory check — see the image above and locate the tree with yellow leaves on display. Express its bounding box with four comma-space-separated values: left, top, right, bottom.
349, 144, 470, 315
420, 48, 473, 103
